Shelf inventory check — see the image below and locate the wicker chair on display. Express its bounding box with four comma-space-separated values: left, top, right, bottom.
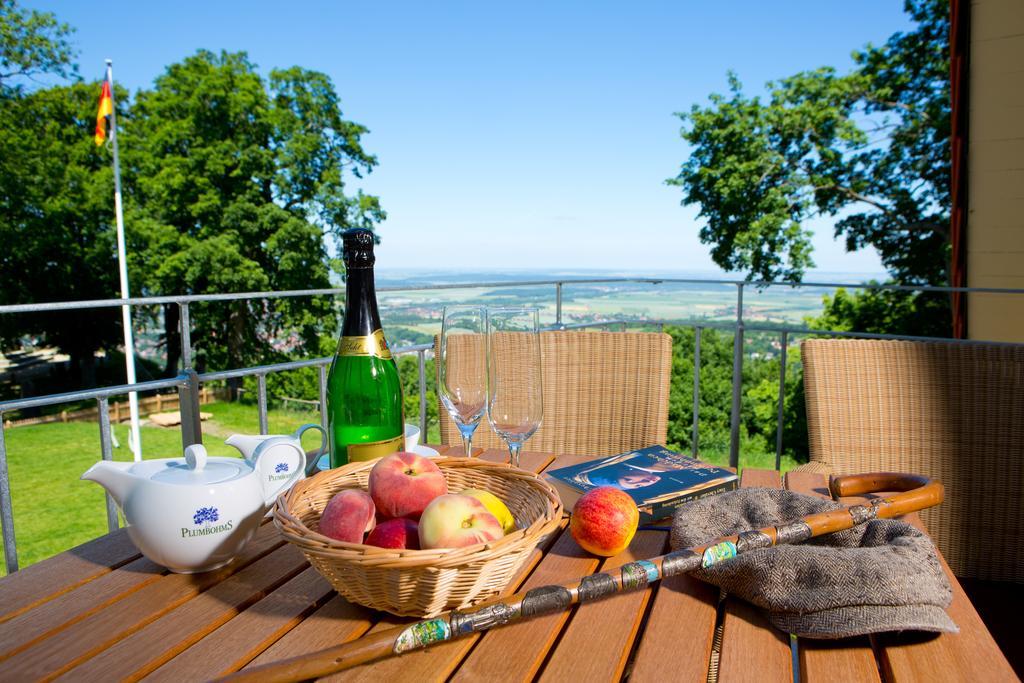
799, 338, 1024, 582
435, 331, 672, 457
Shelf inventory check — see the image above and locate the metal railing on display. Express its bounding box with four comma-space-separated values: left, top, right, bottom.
2, 277, 1023, 573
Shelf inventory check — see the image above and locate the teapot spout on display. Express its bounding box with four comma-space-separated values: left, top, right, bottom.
81, 461, 136, 508
224, 434, 272, 460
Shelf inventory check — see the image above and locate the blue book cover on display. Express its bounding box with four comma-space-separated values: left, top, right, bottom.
543, 445, 738, 523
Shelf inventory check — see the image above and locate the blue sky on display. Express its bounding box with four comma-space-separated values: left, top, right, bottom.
36, 1, 912, 275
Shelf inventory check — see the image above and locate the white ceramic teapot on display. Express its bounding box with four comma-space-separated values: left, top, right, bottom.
80, 441, 306, 573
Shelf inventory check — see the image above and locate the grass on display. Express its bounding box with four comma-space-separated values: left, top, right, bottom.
1, 401, 796, 574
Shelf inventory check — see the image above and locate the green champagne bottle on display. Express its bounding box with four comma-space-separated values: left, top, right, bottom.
326, 229, 404, 467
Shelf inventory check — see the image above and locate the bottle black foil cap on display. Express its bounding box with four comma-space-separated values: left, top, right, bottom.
342, 228, 375, 268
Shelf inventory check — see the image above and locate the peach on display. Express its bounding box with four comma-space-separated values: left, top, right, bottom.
418, 494, 503, 549
319, 489, 376, 543
570, 486, 639, 557
368, 452, 447, 519
366, 518, 420, 549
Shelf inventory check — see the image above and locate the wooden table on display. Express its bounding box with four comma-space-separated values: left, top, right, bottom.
0, 446, 1016, 682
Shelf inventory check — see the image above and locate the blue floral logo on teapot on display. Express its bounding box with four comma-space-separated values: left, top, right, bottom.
193, 506, 219, 525
183, 506, 233, 538
275, 462, 289, 473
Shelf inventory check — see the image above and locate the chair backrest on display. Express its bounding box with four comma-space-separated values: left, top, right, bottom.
435, 331, 672, 457
802, 338, 1024, 582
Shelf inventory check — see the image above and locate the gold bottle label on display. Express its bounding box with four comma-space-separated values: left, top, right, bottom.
347, 433, 404, 461
338, 329, 393, 359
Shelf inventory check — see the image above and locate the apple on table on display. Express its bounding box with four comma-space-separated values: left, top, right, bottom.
569, 486, 639, 557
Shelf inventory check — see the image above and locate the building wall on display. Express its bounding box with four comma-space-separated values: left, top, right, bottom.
967, 0, 1024, 342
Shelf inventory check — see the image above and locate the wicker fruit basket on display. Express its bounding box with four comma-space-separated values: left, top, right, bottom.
273, 456, 563, 617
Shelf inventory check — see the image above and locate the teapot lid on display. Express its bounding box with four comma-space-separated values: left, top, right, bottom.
144, 445, 247, 485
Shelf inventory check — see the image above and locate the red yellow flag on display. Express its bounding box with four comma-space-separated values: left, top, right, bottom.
95, 79, 113, 146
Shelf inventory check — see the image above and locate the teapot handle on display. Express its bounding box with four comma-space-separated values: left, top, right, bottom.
254, 439, 307, 508
294, 424, 328, 476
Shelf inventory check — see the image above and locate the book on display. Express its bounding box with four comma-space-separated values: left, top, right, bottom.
543, 445, 738, 523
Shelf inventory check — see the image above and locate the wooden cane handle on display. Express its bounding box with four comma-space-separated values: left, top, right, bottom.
829, 472, 927, 496
829, 472, 944, 520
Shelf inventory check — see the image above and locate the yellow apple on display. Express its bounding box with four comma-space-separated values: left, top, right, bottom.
461, 488, 516, 534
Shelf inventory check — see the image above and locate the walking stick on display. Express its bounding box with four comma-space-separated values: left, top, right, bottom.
220, 472, 942, 683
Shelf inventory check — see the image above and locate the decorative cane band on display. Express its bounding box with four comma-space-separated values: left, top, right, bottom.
701, 541, 738, 567
620, 560, 659, 590
774, 520, 813, 545
661, 549, 701, 577
520, 585, 573, 617
848, 505, 878, 525
449, 603, 518, 637
394, 619, 451, 654
577, 572, 618, 602
736, 529, 774, 553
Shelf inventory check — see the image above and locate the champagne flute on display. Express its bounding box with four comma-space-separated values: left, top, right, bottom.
438, 305, 488, 457
486, 307, 543, 468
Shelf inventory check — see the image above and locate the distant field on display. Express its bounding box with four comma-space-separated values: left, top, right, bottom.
379, 279, 832, 334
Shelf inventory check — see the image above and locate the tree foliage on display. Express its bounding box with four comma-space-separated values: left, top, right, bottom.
122, 50, 383, 376
664, 326, 807, 464
0, 80, 131, 382
669, 0, 950, 286
1, 0, 385, 388
805, 285, 950, 338
0, 0, 76, 96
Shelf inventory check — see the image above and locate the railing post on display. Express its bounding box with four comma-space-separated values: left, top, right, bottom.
177, 301, 204, 448
179, 369, 203, 448
729, 283, 745, 469
692, 326, 702, 459
555, 282, 563, 327
97, 398, 119, 533
774, 331, 789, 471
318, 364, 329, 432
179, 302, 193, 370
418, 349, 428, 440
0, 417, 17, 573
257, 374, 269, 435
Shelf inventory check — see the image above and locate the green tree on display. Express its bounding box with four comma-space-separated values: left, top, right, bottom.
669, 0, 950, 287
398, 354, 437, 438
124, 50, 383, 377
742, 343, 807, 462
0, 1, 121, 386
665, 326, 807, 464
0, 80, 129, 385
804, 284, 949, 338
0, 0, 76, 96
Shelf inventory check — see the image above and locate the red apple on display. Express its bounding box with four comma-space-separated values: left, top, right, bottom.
368, 452, 448, 519
570, 487, 639, 557
418, 494, 504, 549
365, 518, 420, 549
319, 489, 376, 543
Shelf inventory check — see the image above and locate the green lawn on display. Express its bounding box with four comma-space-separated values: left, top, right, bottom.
1, 401, 795, 574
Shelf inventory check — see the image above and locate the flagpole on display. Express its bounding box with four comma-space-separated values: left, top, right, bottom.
106, 59, 142, 461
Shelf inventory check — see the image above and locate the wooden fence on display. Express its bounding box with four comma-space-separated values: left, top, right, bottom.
3, 387, 227, 428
